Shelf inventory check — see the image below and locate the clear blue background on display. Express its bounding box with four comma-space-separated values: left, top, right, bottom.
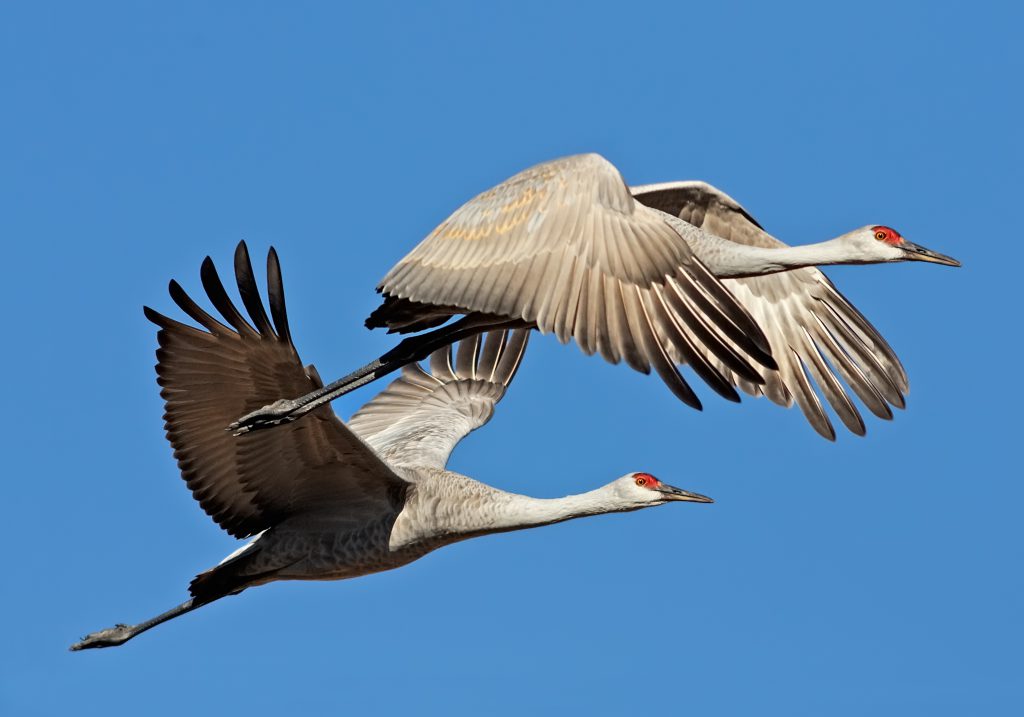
3, 2, 1020, 715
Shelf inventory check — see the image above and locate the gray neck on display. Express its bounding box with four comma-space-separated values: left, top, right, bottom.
665, 216, 863, 278
482, 488, 625, 532
698, 235, 860, 278
408, 477, 627, 544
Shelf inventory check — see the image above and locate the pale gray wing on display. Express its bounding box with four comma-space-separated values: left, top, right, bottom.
631, 180, 909, 440
144, 242, 408, 538
378, 153, 777, 411
347, 330, 529, 469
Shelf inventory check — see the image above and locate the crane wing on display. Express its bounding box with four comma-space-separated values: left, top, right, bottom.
373, 153, 779, 411
630, 180, 909, 439
347, 330, 529, 469
144, 242, 408, 539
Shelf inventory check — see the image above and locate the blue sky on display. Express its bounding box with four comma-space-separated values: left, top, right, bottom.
3, 2, 1021, 715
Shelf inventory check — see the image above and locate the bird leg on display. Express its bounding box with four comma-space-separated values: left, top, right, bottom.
69, 598, 200, 651
229, 314, 530, 435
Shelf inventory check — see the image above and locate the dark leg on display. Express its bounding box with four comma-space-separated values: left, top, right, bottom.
70, 598, 203, 651
229, 315, 530, 435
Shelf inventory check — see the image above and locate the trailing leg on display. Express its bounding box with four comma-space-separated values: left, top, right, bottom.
70, 598, 205, 651
71, 547, 269, 651
229, 314, 529, 434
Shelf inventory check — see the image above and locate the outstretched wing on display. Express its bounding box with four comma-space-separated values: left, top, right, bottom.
347, 330, 529, 469
145, 242, 408, 539
631, 180, 909, 440
375, 153, 779, 412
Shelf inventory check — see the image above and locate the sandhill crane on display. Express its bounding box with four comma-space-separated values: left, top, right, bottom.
231, 153, 959, 441
70, 242, 712, 650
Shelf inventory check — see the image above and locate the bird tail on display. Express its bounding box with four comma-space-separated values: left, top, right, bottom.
188, 545, 274, 605
365, 294, 458, 333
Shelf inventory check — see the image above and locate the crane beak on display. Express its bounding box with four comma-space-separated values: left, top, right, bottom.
901, 241, 961, 267
657, 484, 714, 503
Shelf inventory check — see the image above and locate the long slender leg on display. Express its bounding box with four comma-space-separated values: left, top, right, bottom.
70, 599, 202, 651
229, 315, 531, 435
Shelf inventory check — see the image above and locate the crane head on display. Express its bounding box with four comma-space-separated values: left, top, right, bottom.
847, 225, 960, 267
611, 472, 714, 507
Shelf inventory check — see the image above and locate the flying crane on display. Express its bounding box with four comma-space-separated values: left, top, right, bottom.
232, 153, 959, 440
71, 243, 711, 650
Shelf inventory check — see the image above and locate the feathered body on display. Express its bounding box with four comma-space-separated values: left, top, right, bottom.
72, 243, 709, 650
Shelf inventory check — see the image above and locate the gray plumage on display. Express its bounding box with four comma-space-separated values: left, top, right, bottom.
71, 242, 710, 651
357, 154, 957, 440
372, 153, 775, 410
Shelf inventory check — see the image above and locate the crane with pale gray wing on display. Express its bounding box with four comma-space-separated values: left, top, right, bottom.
231, 153, 960, 440
71, 243, 711, 650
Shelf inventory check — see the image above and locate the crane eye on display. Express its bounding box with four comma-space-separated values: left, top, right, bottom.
635, 476, 647, 487
875, 230, 887, 241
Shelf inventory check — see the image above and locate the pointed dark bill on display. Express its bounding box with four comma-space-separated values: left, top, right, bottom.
657, 484, 714, 503
902, 241, 961, 267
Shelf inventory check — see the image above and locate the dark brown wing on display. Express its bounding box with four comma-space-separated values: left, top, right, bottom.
145, 242, 407, 538
632, 181, 909, 440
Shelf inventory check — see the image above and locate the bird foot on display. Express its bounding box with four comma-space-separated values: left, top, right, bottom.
69, 624, 135, 651
228, 398, 301, 435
